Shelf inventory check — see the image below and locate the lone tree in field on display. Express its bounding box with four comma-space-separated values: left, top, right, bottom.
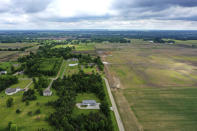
6, 97, 13, 107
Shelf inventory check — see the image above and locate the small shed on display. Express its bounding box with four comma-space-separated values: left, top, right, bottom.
82, 100, 97, 106
43, 88, 52, 96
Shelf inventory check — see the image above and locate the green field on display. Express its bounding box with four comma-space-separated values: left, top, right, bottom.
0, 62, 20, 74
39, 58, 61, 71
10, 79, 32, 89
53, 43, 95, 51
0, 86, 58, 131
96, 39, 197, 131
0, 43, 36, 49
124, 87, 197, 131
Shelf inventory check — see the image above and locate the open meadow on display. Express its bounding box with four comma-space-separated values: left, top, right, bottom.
96, 39, 197, 131
0, 79, 58, 131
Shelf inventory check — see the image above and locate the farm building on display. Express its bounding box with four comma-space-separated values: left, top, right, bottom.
5, 87, 23, 95
43, 88, 52, 96
82, 100, 97, 106
0, 71, 7, 75
67, 58, 78, 62
69, 63, 78, 67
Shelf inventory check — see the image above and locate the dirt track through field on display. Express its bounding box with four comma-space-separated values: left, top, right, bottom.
113, 90, 143, 131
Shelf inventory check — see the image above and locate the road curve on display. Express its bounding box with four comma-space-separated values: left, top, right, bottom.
103, 77, 125, 131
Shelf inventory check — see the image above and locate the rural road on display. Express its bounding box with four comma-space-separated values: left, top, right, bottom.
104, 77, 125, 131
47, 60, 64, 90
24, 81, 33, 91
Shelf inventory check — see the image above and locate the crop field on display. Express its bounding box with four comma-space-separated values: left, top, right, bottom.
53, 43, 95, 51
96, 39, 197, 131
0, 51, 20, 62
0, 43, 36, 49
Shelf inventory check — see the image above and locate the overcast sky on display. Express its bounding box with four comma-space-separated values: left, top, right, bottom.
0, 0, 197, 30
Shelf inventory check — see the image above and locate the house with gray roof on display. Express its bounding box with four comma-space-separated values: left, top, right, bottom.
0, 71, 7, 75
43, 88, 52, 96
82, 100, 97, 106
5, 87, 22, 95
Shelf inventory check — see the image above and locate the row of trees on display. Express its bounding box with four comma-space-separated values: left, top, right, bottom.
0, 46, 32, 51
33, 76, 50, 95
22, 89, 37, 102
48, 71, 113, 130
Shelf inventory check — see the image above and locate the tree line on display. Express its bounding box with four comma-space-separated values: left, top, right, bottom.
0, 75, 18, 92
47, 71, 113, 130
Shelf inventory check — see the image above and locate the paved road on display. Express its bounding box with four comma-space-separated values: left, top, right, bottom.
103, 77, 125, 131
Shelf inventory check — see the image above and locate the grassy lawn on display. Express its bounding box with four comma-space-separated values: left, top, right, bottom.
83, 67, 97, 74
0, 61, 20, 74
0, 88, 58, 131
59, 60, 66, 78
64, 61, 79, 76
10, 79, 32, 89
76, 93, 100, 103
39, 58, 61, 71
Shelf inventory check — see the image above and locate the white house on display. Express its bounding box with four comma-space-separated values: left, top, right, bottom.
5, 87, 22, 95
0, 71, 7, 75
43, 88, 52, 96
69, 63, 78, 67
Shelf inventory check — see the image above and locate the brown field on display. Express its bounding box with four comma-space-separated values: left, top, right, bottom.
96, 39, 197, 131
0, 43, 39, 62
0, 43, 36, 49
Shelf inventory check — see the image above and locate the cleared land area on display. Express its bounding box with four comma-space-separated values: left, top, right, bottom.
0, 43, 39, 62
0, 43, 36, 49
53, 43, 95, 51
96, 39, 197, 131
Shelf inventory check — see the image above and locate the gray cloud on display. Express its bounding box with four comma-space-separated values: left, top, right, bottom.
0, 0, 197, 29
111, 0, 197, 21
12, 0, 52, 13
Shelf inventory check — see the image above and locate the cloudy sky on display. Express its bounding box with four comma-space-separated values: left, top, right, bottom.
0, 0, 197, 30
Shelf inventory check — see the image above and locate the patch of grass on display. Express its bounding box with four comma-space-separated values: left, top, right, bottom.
53, 43, 95, 51
10, 79, 32, 89
76, 93, 100, 103
0, 62, 19, 74
0, 86, 58, 130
